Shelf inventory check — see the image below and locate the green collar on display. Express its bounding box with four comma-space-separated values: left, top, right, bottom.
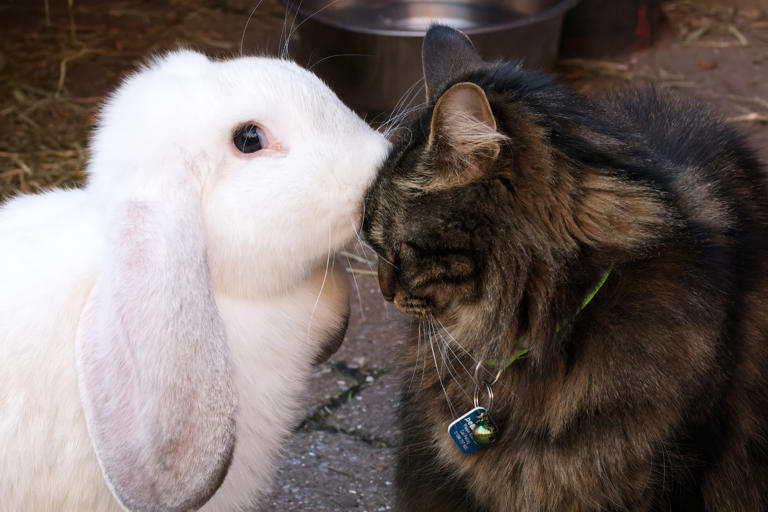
498, 266, 613, 370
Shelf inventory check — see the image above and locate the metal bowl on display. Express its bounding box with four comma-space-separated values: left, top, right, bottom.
282, 0, 580, 114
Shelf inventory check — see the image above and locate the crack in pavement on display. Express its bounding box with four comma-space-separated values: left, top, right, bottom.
307, 422, 396, 448
298, 362, 398, 448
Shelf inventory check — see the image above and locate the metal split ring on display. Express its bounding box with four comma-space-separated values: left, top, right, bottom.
473, 381, 494, 412
472, 361, 501, 413
473, 360, 503, 386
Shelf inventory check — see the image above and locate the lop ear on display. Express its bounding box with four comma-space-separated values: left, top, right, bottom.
422, 25, 485, 103
426, 82, 507, 188
76, 183, 237, 512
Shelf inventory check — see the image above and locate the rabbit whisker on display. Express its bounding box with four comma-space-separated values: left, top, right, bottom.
284, 0, 344, 58
282, 0, 304, 59
347, 221, 376, 268
381, 77, 424, 131
348, 241, 374, 269
239, 0, 264, 56
381, 82, 426, 138
384, 100, 426, 130
309, 53, 373, 72
384, 99, 426, 132
307, 221, 333, 344
386, 88, 419, 129
359, 192, 369, 236
353, 221, 375, 256
278, 0, 292, 58
343, 252, 365, 321
382, 94, 426, 137
350, 213, 396, 270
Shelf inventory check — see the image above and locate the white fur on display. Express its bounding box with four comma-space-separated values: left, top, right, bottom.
0, 50, 389, 511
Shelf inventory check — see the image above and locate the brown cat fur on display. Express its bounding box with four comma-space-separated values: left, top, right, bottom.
363, 26, 768, 511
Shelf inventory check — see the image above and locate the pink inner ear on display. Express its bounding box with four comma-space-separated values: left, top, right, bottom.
76, 199, 237, 512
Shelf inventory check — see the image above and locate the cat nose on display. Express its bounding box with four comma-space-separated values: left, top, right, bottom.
377, 262, 397, 302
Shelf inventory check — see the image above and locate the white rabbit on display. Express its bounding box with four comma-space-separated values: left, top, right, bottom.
0, 50, 389, 511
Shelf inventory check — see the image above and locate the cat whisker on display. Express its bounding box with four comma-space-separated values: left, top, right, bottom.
419, 319, 430, 392
435, 318, 515, 400
431, 314, 475, 383
433, 316, 495, 377
239, 0, 264, 56
378, 254, 398, 269
406, 319, 424, 394
429, 318, 472, 405
428, 319, 456, 417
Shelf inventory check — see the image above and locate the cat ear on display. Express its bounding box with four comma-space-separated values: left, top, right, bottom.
426, 82, 506, 187
422, 25, 485, 103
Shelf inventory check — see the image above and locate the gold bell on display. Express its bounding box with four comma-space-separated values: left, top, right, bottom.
471, 418, 498, 446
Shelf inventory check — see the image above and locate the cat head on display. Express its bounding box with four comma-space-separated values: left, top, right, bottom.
363, 26, 666, 342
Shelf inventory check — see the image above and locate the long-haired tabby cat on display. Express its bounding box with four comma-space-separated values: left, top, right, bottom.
362, 25, 768, 511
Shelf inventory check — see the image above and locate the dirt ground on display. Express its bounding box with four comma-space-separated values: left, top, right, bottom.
1, 1, 767, 511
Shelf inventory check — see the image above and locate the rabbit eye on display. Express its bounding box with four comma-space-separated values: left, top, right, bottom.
233, 123, 265, 153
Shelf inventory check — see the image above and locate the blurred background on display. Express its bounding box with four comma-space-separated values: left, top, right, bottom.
1, 1, 766, 510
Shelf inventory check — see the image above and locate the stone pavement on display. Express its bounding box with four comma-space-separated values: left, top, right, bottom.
261, 257, 408, 511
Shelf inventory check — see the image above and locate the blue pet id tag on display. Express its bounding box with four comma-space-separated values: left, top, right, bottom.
448, 406, 499, 455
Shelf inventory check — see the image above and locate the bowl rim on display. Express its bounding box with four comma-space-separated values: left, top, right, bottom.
279, 0, 581, 37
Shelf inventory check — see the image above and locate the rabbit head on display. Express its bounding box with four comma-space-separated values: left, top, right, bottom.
76, 50, 389, 511
88, 50, 390, 297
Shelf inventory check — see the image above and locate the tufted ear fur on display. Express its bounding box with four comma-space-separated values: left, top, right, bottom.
426, 82, 508, 188
422, 25, 485, 103
75, 180, 237, 512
